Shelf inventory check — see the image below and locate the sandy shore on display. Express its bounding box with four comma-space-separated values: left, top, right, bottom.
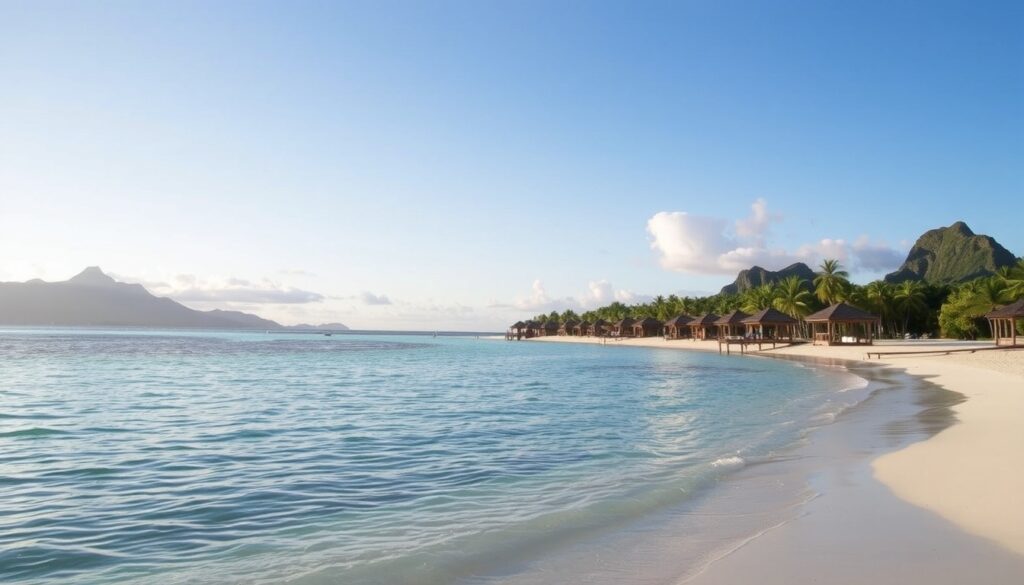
529, 335, 1024, 569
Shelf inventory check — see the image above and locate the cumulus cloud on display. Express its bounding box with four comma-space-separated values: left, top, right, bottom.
648, 199, 904, 275
507, 279, 651, 313
360, 291, 392, 305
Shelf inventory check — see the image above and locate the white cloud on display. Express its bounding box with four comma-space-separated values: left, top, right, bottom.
851, 236, 906, 272
507, 279, 651, 314
360, 291, 392, 305
648, 199, 904, 275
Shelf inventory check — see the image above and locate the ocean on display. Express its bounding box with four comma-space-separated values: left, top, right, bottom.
0, 329, 868, 584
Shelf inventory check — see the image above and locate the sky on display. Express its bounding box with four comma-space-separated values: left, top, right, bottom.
1, 0, 1022, 330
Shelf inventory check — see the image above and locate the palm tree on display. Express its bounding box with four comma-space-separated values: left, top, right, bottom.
741, 284, 776, 313
813, 259, 849, 305
893, 281, 927, 336
997, 260, 1024, 299
864, 280, 895, 337
773, 276, 813, 337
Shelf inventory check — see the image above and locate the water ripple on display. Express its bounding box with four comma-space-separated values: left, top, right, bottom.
0, 329, 854, 584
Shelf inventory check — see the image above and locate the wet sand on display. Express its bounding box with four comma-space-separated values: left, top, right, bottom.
528, 336, 1024, 583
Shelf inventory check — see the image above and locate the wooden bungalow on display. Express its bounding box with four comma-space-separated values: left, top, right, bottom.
741, 308, 797, 341
986, 299, 1024, 347
507, 321, 527, 340
688, 314, 720, 340
714, 310, 751, 339
632, 317, 663, 337
612, 317, 636, 337
664, 315, 694, 339
524, 320, 541, 338
588, 319, 609, 337
805, 302, 880, 346
540, 320, 559, 337
574, 320, 591, 336
558, 319, 580, 336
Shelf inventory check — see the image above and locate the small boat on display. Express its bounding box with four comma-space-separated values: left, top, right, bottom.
324, 333, 332, 337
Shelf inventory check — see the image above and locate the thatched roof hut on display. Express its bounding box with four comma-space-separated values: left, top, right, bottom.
632, 317, 663, 337
805, 302, 880, 345
558, 319, 580, 336
664, 314, 694, 339
612, 317, 636, 337
588, 319, 609, 336
714, 310, 751, 338
688, 314, 719, 340
741, 308, 797, 340
574, 320, 592, 336
986, 299, 1024, 346
541, 320, 559, 336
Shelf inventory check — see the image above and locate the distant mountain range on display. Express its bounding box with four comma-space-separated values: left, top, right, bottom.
0, 267, 347, 330
721, 221, 1018, 293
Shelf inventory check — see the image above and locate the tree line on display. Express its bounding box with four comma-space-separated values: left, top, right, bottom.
530, 259, 1024, 340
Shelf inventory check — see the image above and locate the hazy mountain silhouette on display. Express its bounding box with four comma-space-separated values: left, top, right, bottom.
0, 267, 287, 328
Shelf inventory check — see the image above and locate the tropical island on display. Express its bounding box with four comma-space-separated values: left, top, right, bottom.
514, 222, 1024, 342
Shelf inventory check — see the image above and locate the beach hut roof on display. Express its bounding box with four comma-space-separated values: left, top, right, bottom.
511, 321, 525, 328
741, 308, 798, 325
986, 298, 1024, 319
562, 319, 580, 326
805, 302, 879, 323
577, 320, 592, 327
665, 314, 694, 326
542, 320, 559, 330
634, 317, 662, 327
592, 318, 607, 326
614, 317, 637, 327
714, 310, 751, 325
690, 314, 720, 326
524, 320, 540, 328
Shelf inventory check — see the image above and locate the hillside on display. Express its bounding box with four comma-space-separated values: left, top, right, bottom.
884, 222, 1017, 284
720, 262, 817, 295
0, 267, 283, 328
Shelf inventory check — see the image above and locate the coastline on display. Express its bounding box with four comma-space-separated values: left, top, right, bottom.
527, 335, 1024, 580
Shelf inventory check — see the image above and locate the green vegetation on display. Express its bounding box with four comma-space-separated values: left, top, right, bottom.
885, 221, 1017, 284
530, 259, 1024, 340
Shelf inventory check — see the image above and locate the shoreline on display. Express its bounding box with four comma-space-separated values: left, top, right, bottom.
527, 335, 1024, 578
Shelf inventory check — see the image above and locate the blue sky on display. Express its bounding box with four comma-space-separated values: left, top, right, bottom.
1, 1, 1021, 329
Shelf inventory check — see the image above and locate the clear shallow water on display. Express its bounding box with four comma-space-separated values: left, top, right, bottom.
0, 329, 863, 584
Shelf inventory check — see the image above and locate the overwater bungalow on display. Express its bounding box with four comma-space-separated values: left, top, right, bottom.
632, 317, 663, 337
986, 299, 1024, 347
805, 302, 880, 345
741, 308, 798, 340
588, 319, 609, 336
688, 314, 719, 340
508, 321, 527, 340
612, 317, 636, 337
714, 310, 751, 339
574, 320, 591, 336
664, 315, 694, 339
558, 319, 579, 336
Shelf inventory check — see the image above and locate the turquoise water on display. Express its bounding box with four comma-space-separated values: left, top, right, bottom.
0, 329, 862, 584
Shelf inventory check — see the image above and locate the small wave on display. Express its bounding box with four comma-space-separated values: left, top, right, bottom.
0, 427, 69, 438
711, 455, 745, 469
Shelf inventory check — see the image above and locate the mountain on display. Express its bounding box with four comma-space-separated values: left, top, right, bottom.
884, 222, 1017, 284
720, 262, 817, 295
0, 267, 283, 329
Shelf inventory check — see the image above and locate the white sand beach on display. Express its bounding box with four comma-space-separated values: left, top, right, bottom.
529, 335, 1024, 579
